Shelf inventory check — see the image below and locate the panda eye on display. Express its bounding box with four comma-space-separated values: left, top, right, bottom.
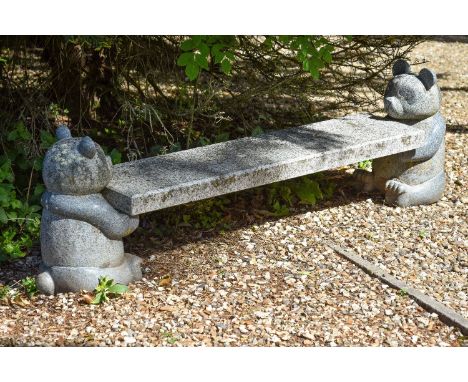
399, 88, 416, 103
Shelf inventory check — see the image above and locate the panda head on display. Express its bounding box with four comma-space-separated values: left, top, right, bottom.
42, 126, 113, 195
384, 59, 441, 120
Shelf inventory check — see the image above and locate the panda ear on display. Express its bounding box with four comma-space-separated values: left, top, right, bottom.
56, 125, 72, 140
418, 68, 437, 90
78, 136, 97, 159
392, 59, 411, 76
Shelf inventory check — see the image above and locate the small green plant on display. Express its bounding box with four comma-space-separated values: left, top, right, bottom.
398, 289, 408, 297
357, 159, 372, 170
365, 232, 377, 241
418, 229, 428, 239
48, 103, 69, 119
181, 197, 231, 230
264, 174, 335, 216
0, 285, 11, 300
20, 276, 37, 298
161, 331, 178, 345
101, 146, 123, 165
91, 276, 128, 305
251, 126, 264, 137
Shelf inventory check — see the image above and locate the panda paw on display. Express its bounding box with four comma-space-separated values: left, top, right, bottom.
385, 179, 412, 207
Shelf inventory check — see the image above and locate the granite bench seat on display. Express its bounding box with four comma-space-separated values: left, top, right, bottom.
103, 113, 425, 215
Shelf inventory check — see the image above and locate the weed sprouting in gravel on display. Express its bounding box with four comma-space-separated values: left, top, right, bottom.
90, 276, 129, 305
20, 276, 37, 298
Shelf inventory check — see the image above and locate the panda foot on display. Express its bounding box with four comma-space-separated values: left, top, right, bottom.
353, 169, 375, 192
36, 269, 55, 295
385, 179, 412, 207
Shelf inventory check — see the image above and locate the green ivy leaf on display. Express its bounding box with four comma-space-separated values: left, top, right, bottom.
185, 62, 200, 81
198, 43, 210, 57
109, 148, 122, 165
18, 126, 31, 140
40, 130, 56, 149
108, 284, 128, 294
177, 52, 195, 66
220, 59, 232, 75
180, 38, 195, 52
309, 65, 320, 80
7, 130, 18, 141
10, 199, 22, 209
91, 292, 103, 304
0, 207, 7, 224
32, 184, 45, 199
322, 50, 332, 64
195, 53, 209, 70
211, 44, 223, 59
251, 126, 263, 137
295, 178, 323, 204
214, 132, 230, 143
28, 205, 41, 213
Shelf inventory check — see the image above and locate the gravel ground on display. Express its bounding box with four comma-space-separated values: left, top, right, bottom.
0, 40, 466, 346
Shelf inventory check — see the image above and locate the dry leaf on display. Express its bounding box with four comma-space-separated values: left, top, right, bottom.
159, 305, 177, 312
79, 293, 94, 304
159, 275, 172, 287
11, 294, 30, 307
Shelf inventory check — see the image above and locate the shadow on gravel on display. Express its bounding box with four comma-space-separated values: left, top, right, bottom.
428, 36, 468, 43
125, 169, 382, 278
447, 124, 468, 134
440, 86, 468, 92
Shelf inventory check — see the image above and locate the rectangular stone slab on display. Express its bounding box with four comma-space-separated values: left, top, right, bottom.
104, 114, 425, 215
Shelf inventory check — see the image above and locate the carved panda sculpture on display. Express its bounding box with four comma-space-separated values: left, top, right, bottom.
37, 126, 142, 294
354, 59, 446, 207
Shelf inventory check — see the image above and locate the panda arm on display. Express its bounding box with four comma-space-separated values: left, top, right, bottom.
401, 115, 445, 162
42, 192, 139, 239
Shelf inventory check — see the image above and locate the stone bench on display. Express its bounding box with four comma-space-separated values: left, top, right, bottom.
103, 114, 424, 215
36, 59, 446, 294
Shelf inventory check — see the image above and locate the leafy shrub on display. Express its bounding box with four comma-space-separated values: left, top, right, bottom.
176, 35, 336, 82
0, 122, 55, 262
177, 36, 237, 80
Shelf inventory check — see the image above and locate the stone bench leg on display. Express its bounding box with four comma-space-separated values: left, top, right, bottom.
37, 126, 142, 294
